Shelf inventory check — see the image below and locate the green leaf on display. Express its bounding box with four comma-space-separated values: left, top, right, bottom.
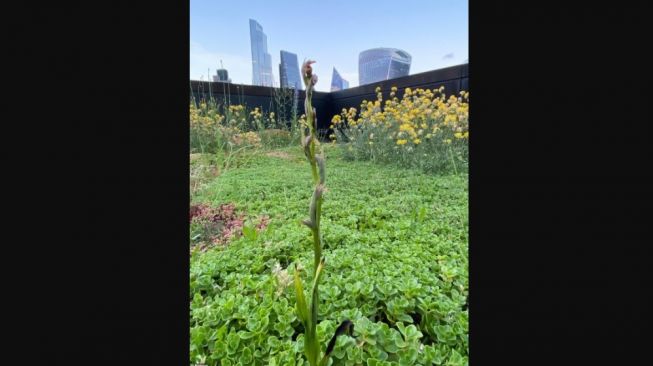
431, 344, 449, 365
266, 337, 280, 354
226, 332, 240, 355
212, 338, 227, 358
239, 346, 254, 364
293, 264, 309, 327
367, 360, 381, 366
446, 349, 465, 366
242, 224, 258, 241
382, 341, 398, 354
417, 206, 427, 222
246, 316, 260, 331
398, 346, 418, 365
393, 331, 407, 348
366, 346, 388, 361
346, 344, 363, 362
398, 323, 423, 343
238, 330, 256, 339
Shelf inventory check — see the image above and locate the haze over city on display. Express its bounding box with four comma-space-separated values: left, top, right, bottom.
190, 0, 468, 92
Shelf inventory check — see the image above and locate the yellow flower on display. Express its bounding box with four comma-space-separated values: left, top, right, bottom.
397, 139, 408, 145
375, 86, 381, 93
443, 139, 452, 144
413, 138, 421, 145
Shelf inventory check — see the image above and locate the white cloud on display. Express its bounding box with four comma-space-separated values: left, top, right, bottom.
190, 40, 251, 83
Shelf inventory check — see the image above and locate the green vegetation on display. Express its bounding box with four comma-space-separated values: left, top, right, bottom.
190, 145, 468, 365
331, 87, 469, 175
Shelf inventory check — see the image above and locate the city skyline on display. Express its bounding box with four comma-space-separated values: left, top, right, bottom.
191, 0, 468, 91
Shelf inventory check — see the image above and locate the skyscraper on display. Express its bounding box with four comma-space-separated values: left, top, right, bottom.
249, 19, 274, 87
330, 67, 349, 92
358, 48, 412, 86
279, 50, 303, 90
212, 68, 230, 82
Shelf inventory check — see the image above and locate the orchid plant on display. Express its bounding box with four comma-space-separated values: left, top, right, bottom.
293, 60, 355, 366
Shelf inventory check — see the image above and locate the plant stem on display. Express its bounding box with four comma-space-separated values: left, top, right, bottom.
449, 145, 458, 175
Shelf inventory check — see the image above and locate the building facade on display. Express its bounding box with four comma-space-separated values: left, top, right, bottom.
279, 50, 303, 90
330, 67, 349, 92
358, 48, 412, 86
213, 68, 230, 82
249, 19, 274, 87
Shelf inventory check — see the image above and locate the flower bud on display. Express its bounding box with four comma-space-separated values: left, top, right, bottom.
301, 60, 315, 84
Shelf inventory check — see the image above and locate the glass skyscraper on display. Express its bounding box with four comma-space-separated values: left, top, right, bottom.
358, 48, 412, 86
212, 68, 230, 82
279, 50, 303, 90
249, 19, 274, 87
330, 67, 349, 92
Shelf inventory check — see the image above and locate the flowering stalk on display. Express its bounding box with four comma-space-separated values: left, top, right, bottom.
294, 60, 354, 366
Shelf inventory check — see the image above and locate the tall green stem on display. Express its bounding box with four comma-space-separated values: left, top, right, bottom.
294, 60, 352, 366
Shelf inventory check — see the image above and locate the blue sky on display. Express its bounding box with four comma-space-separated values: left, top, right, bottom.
190, 0, 468, 92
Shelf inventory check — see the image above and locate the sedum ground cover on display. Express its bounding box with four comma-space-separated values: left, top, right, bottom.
190, 145, 468, 366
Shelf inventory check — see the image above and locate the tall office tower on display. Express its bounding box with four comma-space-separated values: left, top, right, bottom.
330, 67, 350, 92
213, 68, 230, 82
249, 19, 274, 87
279, 50, 303, 90
358, 48, 412, 86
